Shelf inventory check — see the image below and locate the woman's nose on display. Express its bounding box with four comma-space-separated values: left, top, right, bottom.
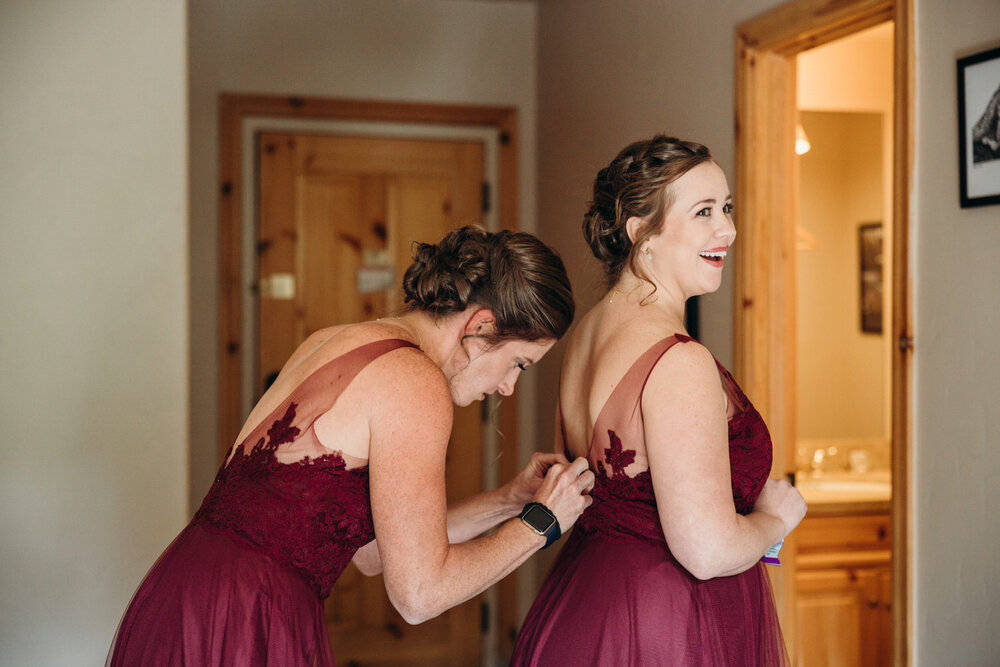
717, 218, 737, 243
498, 379, 515, 396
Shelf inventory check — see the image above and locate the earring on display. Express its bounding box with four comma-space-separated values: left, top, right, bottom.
644, 247, 652, 260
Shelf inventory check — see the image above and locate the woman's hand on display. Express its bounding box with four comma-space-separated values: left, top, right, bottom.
503, 452, 572, 508
435, 452, 579, 545
530, 456, 595, 533
753, 478, 807, 537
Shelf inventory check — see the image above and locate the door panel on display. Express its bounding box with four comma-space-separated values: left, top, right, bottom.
796, 569, 863, 666
257, 131, 485, 666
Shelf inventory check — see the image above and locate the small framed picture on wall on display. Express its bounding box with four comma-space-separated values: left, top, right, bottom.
859, 222, 883, 335
957, 45, 1000, 208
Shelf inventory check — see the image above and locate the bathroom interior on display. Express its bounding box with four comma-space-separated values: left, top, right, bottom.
791, 22, 895, 666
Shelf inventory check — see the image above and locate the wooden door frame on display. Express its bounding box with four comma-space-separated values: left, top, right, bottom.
734, 1, 913, 664
217, 93, 522, 659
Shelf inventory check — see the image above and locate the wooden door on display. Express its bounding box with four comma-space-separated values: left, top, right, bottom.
257, 131, 486, 666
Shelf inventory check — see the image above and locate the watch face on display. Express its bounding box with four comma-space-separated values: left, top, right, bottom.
522, 504, 556, 533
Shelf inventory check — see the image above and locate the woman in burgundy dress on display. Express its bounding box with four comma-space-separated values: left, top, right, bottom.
108, 226, 595, 666
512, 137, 806, 666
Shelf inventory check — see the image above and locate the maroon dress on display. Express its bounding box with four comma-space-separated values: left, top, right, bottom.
108, 339, 416, 666
512, 335, 788, 666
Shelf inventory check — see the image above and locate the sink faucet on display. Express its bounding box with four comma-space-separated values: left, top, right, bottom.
811, 448, 826, 474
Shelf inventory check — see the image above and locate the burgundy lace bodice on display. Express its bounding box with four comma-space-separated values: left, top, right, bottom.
574, 334, 773, 544
194, 338, 416, 599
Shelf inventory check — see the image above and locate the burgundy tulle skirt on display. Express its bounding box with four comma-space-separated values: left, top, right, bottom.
107, 521, 334, 666
512, 531, 788, 666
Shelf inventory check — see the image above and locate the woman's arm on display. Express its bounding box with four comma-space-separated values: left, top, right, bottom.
365, 350, 594, 624
350, 451, 568, 575
444, 451, 571, 543
644, 342, 805, 580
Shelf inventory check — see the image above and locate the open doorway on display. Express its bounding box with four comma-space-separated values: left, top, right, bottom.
735, 1, 912, 665
792, 24, 896, 666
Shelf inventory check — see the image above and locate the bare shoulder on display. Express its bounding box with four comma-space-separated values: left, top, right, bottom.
361, 344, 454, 468
657, 336, 716, 369
646, 338, 721, 393
370, 342, 447, 391
642, 338, 727, 422
288, 321, 451, 414
278, 325, 346, 374
362, 341, 452, 422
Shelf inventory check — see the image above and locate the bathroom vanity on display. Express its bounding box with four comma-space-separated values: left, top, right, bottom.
793, 473, 892, 666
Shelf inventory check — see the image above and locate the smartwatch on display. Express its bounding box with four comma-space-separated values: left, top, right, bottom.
518, 502, 561, 549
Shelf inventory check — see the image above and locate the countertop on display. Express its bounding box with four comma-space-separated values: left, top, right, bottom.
795, 470, 891, 516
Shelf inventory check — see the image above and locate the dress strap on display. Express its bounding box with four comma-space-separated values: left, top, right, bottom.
239, 338, 417, 451
290, 338, 418, 420
588, 334, 694, 458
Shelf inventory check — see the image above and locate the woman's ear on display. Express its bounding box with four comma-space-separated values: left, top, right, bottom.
463, 308, 497, 337
625, 215, 645, 245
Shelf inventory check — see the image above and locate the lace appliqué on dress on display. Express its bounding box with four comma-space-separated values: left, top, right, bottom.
604, 430, 635, 477
265, 403, 301, 448
195, 402, 374, 598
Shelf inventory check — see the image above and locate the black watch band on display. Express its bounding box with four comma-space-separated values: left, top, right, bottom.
518, 502, 561, 549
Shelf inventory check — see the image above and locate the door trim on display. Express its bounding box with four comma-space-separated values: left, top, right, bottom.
239, 120, 502, 423
217, 95, 521, 660
734, 1, 913, 664
219, 94, 519, 456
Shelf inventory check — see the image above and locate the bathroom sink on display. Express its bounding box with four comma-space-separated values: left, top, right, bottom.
798, 479, 891, 494
796, 472, 891, 504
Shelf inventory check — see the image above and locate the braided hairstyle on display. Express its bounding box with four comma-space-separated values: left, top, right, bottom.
582, 135, 714, 287
402, 226, 574, 343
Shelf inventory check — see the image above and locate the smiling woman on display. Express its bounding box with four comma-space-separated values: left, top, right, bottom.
512, 136, 805, 666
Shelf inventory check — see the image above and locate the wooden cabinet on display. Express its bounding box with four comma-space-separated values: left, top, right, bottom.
794, 513, 891, 666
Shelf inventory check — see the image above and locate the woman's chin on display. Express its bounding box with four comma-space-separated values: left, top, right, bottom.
452, 394, 478, 408
693, 280, 723, 297
451, 389, 491, 407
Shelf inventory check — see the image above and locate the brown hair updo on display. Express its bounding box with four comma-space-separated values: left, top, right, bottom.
582, 135, 714, 287
403, 226, 574, 343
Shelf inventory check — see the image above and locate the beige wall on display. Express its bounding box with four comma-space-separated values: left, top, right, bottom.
796, 111, 885, 443
187, 0, 540, 508
0, 1, 188, 664
913, 2, 1000, 664
798, 22, 895, 114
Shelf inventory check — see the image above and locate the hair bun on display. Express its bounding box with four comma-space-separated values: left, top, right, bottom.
401, 225, 575, 342
402, 227, 489, 313
582, 135, 713, 286
582, 165, 629, 268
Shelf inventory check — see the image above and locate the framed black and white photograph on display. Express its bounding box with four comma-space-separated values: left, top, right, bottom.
859, 222, 883, 335
957, 46, 1000, 208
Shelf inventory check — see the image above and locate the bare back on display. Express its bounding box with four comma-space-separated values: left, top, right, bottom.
559, 297, 688, 474
232, 321, 432, 466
